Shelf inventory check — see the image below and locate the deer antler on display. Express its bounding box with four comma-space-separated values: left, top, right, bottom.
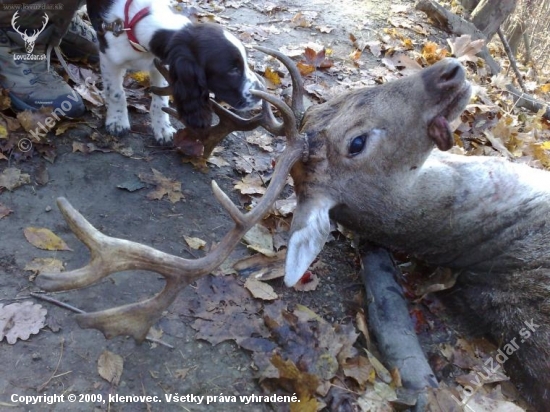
36, 56, 308, 342
11, 11, 26, 38
151, 47, 306, 159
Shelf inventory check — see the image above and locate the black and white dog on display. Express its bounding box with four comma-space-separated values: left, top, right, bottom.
87, 0, 262, 143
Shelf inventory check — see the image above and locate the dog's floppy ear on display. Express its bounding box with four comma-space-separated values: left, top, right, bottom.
165, 34, 212, 130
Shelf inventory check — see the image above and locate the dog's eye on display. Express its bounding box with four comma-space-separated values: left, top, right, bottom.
229, 66, 241, 76
348, 134, 367, 156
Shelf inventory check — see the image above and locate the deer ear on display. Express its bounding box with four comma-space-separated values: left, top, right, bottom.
285, 195, 335, 287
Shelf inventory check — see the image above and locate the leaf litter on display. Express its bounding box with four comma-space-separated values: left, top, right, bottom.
0, 301, 47, 344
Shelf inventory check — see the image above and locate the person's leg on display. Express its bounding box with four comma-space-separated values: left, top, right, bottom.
0, 1, 97, 117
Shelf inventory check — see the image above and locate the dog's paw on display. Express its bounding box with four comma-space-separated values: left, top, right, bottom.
105, 120, 130, 137
153, 123, 176, 145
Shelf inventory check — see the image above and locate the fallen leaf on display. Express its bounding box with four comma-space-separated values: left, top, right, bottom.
138, 168, 185, 203
0, 301, 47, 344
365, 349, 392, 383
207, 155, 230, 167
243, 224, 275, 256
264, 67, 281, 86
16, 108, 52, 137
25, 258, 64, 275
98, 350, 123, 386
184, 236, 206, 250
0, 167, 31, 191
342, 356, 373, 386
234, 174, 266, 195
246, 131, 273, 152
74, 82, 104, 107
0, 203, 12, 219
297, 61, 316, 76
234, 153, 272, 173
23, 227, 72, 251
447, 35, 484, 62
72, 142, 112, 154
270, 354, 320, 407
244, 277, 278, 300
233, 251, 286, 281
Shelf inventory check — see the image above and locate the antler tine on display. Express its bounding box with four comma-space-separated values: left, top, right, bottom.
200, 95, 283, 158
250, 89, 299, 141
150, 58, 172, 96
254, 46, 305, 118
11, 11, 24, 36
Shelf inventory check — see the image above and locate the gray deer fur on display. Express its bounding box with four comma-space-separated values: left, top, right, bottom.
284, 58, 550, 409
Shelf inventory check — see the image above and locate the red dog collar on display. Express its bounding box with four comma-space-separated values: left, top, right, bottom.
124, 0, 151, 52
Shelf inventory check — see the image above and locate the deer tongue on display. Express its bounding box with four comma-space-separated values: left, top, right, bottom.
428, 115, 453, 151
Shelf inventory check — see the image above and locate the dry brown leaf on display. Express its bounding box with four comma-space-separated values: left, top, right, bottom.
138, 168, 185, 203
244, 277, 278, 300
246, 131, 273, 152
233, 251, 285, 281
447, 35, 485, 62
23, 227, 72, 251
342, 356, 373, 386
0, 203, 12, 219
0, 301, 47, 344
243, 224, 275, 256
55, 121, 81, 136
16, 108, 52, 136
234, 153, 272, 173
0, 113, 22, 132
98, 350, 123, 386
365, 349, 392, 383
234, 174, 266, 195
184, 236, 206, 250
0, 167, 30, 191
72, 142, 112, 154
74, 82, 104, 107
207, 155, 230, 168
25, 258, 64, 275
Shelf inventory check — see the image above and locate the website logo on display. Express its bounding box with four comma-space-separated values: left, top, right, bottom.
11, 10, 49, 54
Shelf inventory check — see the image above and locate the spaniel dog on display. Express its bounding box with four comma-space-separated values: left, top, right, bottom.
87, 0, 262, 143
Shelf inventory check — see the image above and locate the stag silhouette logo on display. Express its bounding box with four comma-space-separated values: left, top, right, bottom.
11, 11, 49, 54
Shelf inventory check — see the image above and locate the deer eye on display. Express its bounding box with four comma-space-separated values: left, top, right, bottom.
348, 134, 367, 156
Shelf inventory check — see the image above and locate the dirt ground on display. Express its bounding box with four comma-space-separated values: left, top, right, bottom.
0, 0, 452, 411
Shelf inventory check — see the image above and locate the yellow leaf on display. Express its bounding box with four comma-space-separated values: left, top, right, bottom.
23, 227, 72, 251
297, 61, 315, 76
264, 67, 281, 86
129, 71, 150, 86
540, 141, 550, 150
536, 83, 550, 94
183, 236, 206, 250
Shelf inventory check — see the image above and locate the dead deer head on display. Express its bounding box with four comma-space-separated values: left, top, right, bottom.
11, 11, 49, 54
36, 47, 309, 342
284, 58, 472, 286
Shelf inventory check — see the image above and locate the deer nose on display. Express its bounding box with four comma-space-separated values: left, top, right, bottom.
434, 59, 465, 91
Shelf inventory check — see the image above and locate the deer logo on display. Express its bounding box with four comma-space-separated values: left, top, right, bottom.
11, 11, 49, 54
